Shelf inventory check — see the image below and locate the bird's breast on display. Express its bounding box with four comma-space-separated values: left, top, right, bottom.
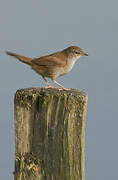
65, 59, 77, 72
54, 59, 77, 78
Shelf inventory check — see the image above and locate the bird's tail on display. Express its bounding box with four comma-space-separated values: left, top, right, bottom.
6, 51, 32, 65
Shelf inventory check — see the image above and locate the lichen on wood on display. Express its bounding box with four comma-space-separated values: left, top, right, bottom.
14, 153, 40, 180
14, 88, 88, 180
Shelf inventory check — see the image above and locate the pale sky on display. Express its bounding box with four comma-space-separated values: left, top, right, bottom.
0, 0, 118, 179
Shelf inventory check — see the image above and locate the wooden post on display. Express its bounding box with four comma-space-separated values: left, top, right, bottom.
14, 88, 88, 180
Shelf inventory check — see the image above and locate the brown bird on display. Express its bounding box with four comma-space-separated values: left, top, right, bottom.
6, 46, 88, 89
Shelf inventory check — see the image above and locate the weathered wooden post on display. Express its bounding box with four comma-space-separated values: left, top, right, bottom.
14, 88, 88, 180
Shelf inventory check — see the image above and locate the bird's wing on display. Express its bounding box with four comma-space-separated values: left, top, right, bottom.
31, 52, 67, 67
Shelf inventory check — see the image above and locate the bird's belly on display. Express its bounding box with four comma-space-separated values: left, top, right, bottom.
55, 68, 68, 77
60, 60, 77, 75
54, 64, 74, 78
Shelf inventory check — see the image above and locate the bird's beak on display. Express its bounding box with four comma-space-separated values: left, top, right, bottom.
83, 53, 88, 56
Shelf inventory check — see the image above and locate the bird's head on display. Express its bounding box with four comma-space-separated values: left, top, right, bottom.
63, 46, 88, 60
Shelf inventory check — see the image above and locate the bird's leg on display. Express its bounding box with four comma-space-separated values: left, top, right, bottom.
43, 77, 53, 88
52, 79, 69, 90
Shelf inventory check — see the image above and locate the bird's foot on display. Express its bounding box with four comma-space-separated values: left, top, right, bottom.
45, 86, 70, 91
56, 87, 70, 91
45, 85, 53, 89
52, 80, 70, 91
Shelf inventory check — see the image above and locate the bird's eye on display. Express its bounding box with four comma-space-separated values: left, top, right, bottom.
75, 51, 79, 54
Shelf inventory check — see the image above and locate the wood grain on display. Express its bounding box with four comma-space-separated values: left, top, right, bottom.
14, 88, 88, 180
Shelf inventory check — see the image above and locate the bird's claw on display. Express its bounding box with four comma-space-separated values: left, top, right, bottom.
45, 85, 53, 89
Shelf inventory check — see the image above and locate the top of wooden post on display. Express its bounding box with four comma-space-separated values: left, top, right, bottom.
15, 87, 88, 106
15, 88, 88, 107
15, 87, 87, 97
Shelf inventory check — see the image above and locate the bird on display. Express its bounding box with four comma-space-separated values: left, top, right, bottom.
6, 46, 88, 89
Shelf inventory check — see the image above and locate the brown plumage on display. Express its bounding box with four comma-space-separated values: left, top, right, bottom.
6, 51, 32, 65
6, 46, 88, 89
